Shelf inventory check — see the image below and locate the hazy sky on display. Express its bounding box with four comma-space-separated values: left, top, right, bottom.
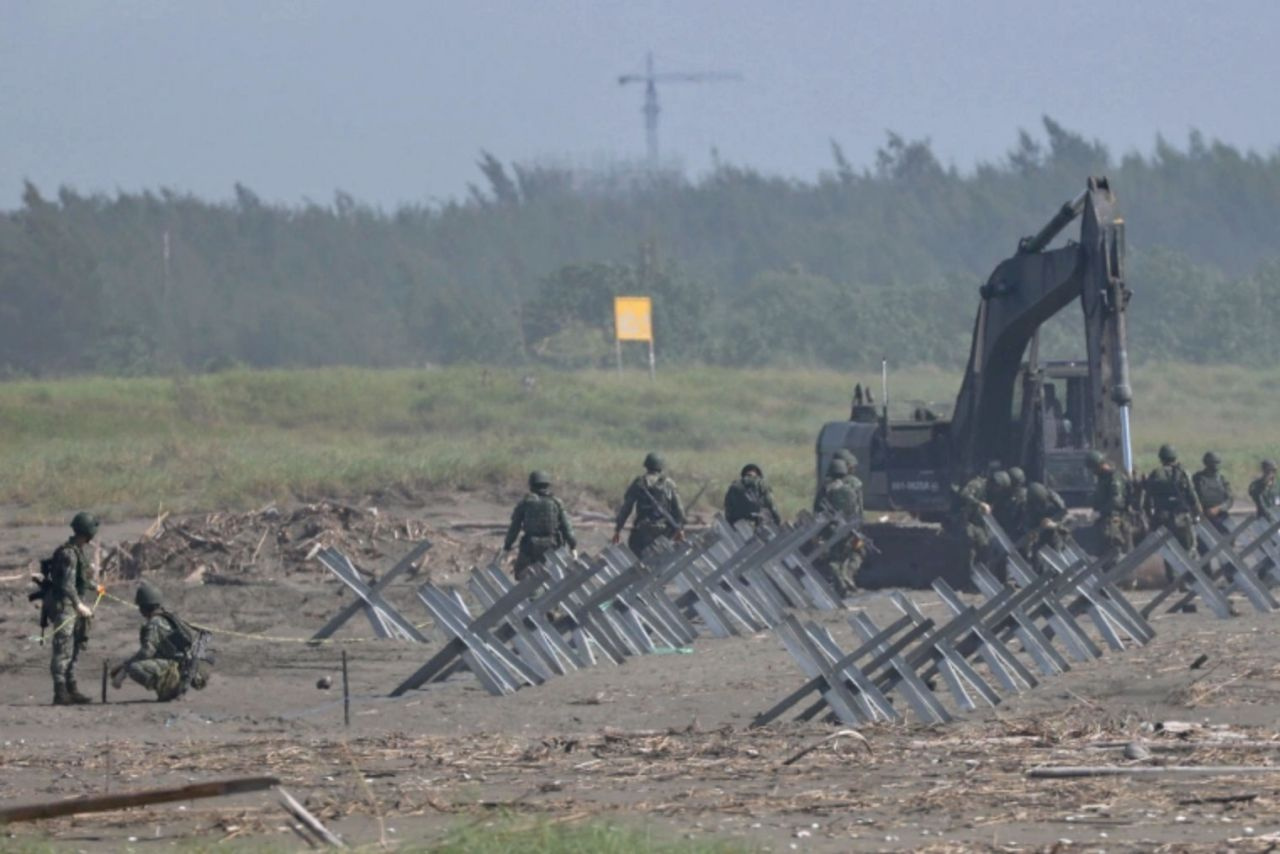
3, 0, 1277, 209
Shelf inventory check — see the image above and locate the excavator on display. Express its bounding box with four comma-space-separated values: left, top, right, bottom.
816, 177, 1133, 579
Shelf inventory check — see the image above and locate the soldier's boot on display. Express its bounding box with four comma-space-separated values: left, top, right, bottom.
52, 682, 71, 706
65, 680, 93, 704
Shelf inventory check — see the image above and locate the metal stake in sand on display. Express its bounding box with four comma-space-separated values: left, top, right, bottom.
342, 650, 350, 728
101, 659, 109, 704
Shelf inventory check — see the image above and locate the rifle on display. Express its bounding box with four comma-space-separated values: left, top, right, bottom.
816, 495, 879, 554
635, 478, 684, 533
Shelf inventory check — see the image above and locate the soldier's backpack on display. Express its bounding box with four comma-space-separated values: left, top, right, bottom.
158, 610, 212, 696
27, 555, 61, 629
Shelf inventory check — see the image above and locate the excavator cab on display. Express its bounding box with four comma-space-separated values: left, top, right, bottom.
1013, 360, 1098, 505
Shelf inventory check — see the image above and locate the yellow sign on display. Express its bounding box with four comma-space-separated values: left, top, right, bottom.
613, 296, 653, 342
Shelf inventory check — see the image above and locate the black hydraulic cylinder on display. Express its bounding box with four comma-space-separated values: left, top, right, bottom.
1017, 190, 1088, 255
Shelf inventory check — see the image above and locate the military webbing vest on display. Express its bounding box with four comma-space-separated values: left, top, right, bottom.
636, 474, 673, 524
522, 493, 560, 538
1195, 472, 1230, 508
1147, 466, 1190, 514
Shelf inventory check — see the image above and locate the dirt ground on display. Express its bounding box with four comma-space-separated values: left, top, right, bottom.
3, 497, 1280, 852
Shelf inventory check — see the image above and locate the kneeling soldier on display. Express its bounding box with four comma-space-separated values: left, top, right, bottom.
111, 582, 209, 702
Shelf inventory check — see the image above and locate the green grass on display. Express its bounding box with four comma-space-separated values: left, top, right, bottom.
1, 820, 748, 853
0, 363, 1276, 521
425, 820, 748, 853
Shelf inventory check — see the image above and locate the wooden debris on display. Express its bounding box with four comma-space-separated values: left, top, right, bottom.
277, 786, 345, 848
1028, 765, 1280, 779
0, 775, 279, 823
781, 729, 871, 767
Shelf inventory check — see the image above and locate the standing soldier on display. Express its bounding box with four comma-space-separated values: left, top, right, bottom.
723, 463, 782, 529
613, 452, 685, 557
1022, 482, 1069, 566
1248, 459, 1279, 519
813, 458, 865, 594
42, 512, 99, 705
1085, 451, 1133, 555
1142, 444, 1203, 575
110, 582, 210, 702
503, 471, 577, 580
1193, 451, 1234, 533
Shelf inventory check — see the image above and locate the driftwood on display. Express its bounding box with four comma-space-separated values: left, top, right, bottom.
780, 729, 871, 767
0, 775, 279, 823
277, 786, 345, 848
1028, 765, 1280, 779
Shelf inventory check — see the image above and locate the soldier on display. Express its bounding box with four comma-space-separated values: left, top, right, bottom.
1143, 444, 1203, 579
503, 470, 577, 580
812, 458, 865, 593
613, 452, 685, 557
41, 512, 99, 705
1248, 459, 1279, 519
994, 467, 1029, 541
954, 470, 1010, 571
1085, 451, 1133, 555
1022, 482, 1069, 566
723, 463, 782, 529
1193, 451, 1234, 533
110, 582, 209, 702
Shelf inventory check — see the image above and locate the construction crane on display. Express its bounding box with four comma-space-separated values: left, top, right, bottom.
617, 52, 742, 166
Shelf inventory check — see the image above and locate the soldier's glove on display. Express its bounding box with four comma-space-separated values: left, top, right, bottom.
979, 502, 992, 515
1039, 518, 1057, 530
610, 532, 621, 545
570, 549, 579, 560
673, 530, 686, 544
75, 602, 94, 619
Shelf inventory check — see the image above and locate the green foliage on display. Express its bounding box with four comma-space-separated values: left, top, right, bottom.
3, 117, 1280, 375
2, 364, 1279, 521
427, 820, 748, 854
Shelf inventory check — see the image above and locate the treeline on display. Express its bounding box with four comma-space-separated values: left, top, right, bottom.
3, 117, 1280, 377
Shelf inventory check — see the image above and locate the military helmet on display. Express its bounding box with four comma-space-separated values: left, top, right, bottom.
1158, 444, 1178, 464
1085, 450, 1106, 470
740, 463, 762, 479
1007, 466, 1026, 487
1263, 459, 1278, 473
991, 471, 1012, 491
528, 470, 552, 489
70, 511, 99, 539
135, 582, 162, 610
835, 448, 859, 468
827, 458, 849, 478
1203, 451, 1222, 467
643, 451, 664, 472
1028, 482, 1050, 502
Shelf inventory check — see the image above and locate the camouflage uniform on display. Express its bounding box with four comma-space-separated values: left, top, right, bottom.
1248, 468, 1278, 519
1193, 461, 1233, 533
955, 473, 1008, 571
1022, 483, 1068, 565
723, 468, 782, 529
1143, 464, 1202, 555
615, 471, 685, 558
813, 466, 864, 592
47, 538, 93, 702
504, 489, 577, 580
123, 612, 206, 701
993, 484, 1028, 542
1089, 465, 1133, 554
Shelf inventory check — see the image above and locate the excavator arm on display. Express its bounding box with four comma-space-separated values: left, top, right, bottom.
948, 177, 1132, 479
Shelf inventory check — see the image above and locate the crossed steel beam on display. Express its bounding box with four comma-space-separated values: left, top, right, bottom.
386, 511, 853, 697
754, 515, 1160, 727
309, 541, 432, 644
